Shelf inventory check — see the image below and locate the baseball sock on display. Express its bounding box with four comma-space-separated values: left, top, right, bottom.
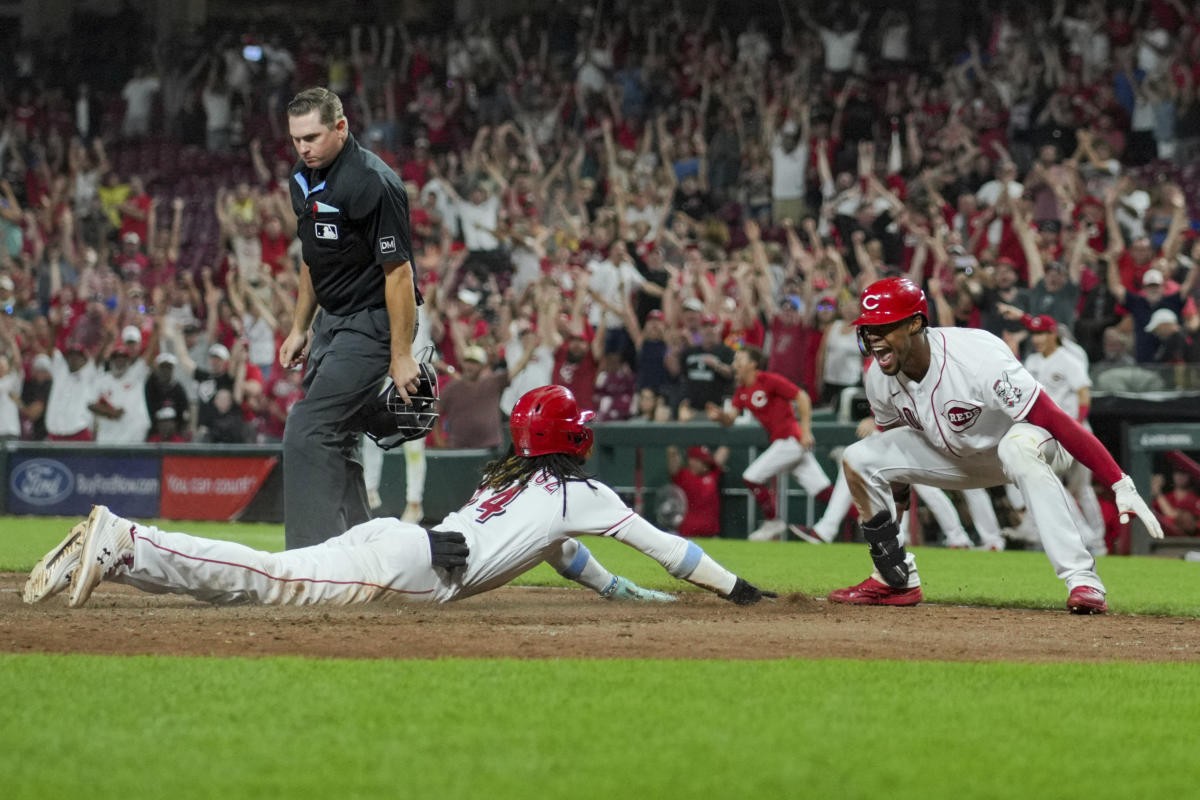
743, 480, 776, 519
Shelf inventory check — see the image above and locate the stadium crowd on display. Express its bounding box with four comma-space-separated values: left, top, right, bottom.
2, 0, 1200, 549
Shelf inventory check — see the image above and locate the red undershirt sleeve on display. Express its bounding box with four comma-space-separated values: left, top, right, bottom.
1024, 391, 1122, 486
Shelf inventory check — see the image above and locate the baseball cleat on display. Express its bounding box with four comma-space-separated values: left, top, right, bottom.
828, 576, 923, 606
748, 518, 787, 542
67, 505, 136, 609
788, 524, 827, 544
602, 576, 677, 602
1066, 586, 1107, 615
23, 526, 86, 603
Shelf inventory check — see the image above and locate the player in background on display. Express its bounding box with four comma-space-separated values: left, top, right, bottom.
1014, 313, 1106, 555
830, 277, 1161, 613
706, 346, 832, 541
25, 386, 775, 609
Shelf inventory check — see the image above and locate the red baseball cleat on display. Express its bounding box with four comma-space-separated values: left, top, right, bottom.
828, 576, 923, 606
1067, 586, 1107, 615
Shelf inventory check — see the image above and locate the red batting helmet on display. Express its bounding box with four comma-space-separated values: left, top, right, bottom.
853, 277, 929, 327
510, 385, 596, 458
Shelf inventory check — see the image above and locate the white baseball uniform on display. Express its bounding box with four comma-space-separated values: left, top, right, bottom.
1023, 343, 1105, 553
810, 438, 1003, 548
110, 470, 739, 605
844, 327, 1102, 592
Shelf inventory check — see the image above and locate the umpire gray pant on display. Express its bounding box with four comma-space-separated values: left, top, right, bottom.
283, 306, 391, 549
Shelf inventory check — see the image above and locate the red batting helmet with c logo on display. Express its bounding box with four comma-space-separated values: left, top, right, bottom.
853, 277, 929, 327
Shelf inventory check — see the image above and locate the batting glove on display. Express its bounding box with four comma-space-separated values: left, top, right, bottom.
427, 529, 470, 570
723, 577, 778, 606
601, 575, 677, 602
1112, 474, 1164, 539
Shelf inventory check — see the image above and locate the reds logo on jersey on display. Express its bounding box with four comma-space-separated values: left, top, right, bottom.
750, 389, 768, 408
943, 400, 982, 432
992, 372, 1023, 408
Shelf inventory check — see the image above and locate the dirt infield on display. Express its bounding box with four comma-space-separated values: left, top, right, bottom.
1, 574, 1196, 662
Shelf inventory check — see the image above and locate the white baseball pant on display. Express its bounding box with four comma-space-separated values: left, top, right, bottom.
743, 436, 833, 495
962, 488, 1005, 548
114, 518, 439, 605
842, 423, 1103, 592
902, 485, 971, 547
362, 436, 427, 506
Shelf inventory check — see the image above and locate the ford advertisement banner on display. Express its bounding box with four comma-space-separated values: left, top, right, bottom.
8, 455, 161, 517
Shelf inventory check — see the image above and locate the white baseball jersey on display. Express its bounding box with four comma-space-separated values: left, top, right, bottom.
114, 466, 736, 606
434, 472, 638, 601
45, 351, 98, 436
865, 327, 1043, 457
1024, 346, 1090, 420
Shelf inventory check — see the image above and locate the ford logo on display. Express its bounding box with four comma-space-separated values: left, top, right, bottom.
10, 458, 75, 506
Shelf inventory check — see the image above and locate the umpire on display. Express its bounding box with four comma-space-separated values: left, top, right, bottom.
279, 87, 421, 549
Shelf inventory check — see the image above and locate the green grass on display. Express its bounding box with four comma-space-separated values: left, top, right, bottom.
2, 654, 1198, 800
5, 515, 1199, 616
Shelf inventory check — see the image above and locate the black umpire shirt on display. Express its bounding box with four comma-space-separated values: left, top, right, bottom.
290, 133, 419, 315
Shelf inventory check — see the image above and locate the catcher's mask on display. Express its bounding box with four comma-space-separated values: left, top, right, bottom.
361, 360, 440, 450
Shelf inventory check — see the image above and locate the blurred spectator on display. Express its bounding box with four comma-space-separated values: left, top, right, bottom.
0, 339, 20, 440
120, 65, 160, 139
18, 353, 53, 440
1143, 308, 1200, 364
553, 324, 601, 416
1152, 468, 1200, 537
1107, 261, 1198, 362
45, 343, 97, 441
498, 296, 558, 417
816, 293, 862, 407
668, 312, 733, 419
438, 345, 507, 449
666, 444, 729, 538
147, 405, 187, 443
145, 352, 190, 434
89, 328, 158, 444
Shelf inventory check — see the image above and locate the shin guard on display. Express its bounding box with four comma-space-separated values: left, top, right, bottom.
862, 511, 909, 588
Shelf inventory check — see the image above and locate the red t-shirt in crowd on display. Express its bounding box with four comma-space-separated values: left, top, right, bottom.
119, 193, 152, 243
724, 317, 765, 349
259, 231, 290, 275
553, 345, 597, 413
672, 466, 722, 537
766, 317, 814, 394
731, 371, 802, 442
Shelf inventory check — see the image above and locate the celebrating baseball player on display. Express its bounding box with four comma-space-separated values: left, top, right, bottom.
830, 277, 1162, 613
25, 386, 775, 609
706, 346, 832, 541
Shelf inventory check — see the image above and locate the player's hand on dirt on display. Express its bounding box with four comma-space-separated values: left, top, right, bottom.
1112, 474, 1164, 539
602, 576, 677, 602
427, 529, 470, 570
722, 577, 777, 606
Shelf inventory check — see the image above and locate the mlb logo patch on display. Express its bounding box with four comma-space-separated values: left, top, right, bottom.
315, 222, 339, 240
379, 235, 397, 254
